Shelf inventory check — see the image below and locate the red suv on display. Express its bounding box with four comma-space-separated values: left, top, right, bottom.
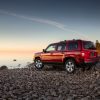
34, 39, 99, 73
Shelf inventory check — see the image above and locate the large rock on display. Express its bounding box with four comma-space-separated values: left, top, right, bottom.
0, 65, 8, 70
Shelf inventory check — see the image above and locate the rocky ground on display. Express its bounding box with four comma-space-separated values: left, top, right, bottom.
0, 63, 100, 100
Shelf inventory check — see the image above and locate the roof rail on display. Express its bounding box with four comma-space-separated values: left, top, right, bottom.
59, 40, 66, 43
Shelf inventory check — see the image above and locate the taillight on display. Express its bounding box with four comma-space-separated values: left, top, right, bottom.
95, 52, 98, 57
94, 52, 96, 56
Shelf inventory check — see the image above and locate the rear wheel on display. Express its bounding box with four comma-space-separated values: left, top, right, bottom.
34, 59, 44, 69
65, 59, 76, 73
86, 63, 97, 70
52, 65, 58, 69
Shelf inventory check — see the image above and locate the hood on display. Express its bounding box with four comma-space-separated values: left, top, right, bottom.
34, 52, 43, 55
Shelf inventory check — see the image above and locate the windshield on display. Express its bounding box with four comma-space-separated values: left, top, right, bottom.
83, 41, 96, 50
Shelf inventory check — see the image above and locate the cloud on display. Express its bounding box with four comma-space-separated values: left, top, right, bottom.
0, 9, 89, 40
0, 10, 65, 29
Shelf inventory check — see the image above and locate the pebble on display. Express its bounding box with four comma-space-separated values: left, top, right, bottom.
0, 65, 99, 99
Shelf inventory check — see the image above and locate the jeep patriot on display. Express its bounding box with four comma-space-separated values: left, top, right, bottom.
34, 39, 99, 73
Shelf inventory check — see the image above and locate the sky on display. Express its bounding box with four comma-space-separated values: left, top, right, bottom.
0, 0, 100, 53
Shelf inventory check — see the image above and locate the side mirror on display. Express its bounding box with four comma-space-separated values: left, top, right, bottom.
43, 49, 46, 53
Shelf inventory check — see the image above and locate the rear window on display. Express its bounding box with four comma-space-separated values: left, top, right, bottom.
83, 41, 96, 50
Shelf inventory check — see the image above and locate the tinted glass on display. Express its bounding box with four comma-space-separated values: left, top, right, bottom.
68, 42, 78, 50
46, 44, 56, 52
57, 43, 66, 51
83, 41, 96, 50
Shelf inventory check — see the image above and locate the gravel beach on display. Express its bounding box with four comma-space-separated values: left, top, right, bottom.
0, 64, 100, 100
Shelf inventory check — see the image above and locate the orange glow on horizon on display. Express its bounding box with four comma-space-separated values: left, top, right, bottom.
0, 48, 41, 53
0, 48, 41, 58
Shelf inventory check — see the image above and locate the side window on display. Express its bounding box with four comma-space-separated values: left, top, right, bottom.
46, 44, 56, 52
68, 42, 78, 50
57, 43, 66, 51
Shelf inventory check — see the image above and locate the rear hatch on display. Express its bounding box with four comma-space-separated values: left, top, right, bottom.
82, 41, 98, 59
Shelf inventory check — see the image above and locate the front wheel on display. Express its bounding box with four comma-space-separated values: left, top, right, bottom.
65, 59, 76, 73
34, 59, 44, 70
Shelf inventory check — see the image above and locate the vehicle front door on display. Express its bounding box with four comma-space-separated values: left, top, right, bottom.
52, 43, 67, 62
41, 44, 57, 62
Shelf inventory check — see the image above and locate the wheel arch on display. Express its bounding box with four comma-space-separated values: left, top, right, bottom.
34, 57, 41, 60
63, 57, 76, 64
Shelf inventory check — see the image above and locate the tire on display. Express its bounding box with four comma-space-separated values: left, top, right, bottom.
34, 59, 44, 70
86, 63, 97, 70
65, 59, 76, 73
52, 65, 58, 69
86, 64, 92, 70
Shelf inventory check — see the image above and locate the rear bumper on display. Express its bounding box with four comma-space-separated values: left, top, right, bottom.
84, 57, 100, 64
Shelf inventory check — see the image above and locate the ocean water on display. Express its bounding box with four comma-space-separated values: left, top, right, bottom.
0, 52, 34, 69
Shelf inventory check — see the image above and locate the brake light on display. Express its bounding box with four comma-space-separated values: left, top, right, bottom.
95, 52, 98, 57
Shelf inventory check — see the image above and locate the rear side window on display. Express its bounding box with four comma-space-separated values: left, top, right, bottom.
83, 41, 96, 50
57, 43, 66, 51
68, 42, 78, 50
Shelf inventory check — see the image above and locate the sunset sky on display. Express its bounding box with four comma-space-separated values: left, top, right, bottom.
0, 0, 100, 53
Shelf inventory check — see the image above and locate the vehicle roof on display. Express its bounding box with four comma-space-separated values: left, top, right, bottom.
51, 39, 92, 45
